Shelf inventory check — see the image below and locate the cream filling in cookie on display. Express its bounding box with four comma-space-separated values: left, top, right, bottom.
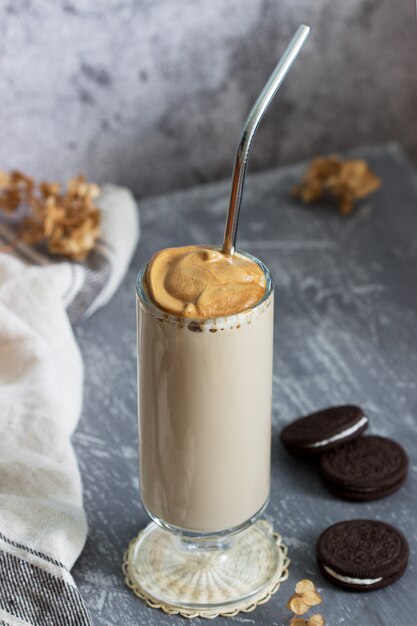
304, 415, 368, 448
323, 565, 382, 585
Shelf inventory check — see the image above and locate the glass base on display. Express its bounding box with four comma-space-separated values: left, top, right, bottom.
143, 497, 269, 539
124, 520, 288, 617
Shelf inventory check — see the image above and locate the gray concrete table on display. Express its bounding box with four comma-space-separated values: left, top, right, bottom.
72, 143, 416, 625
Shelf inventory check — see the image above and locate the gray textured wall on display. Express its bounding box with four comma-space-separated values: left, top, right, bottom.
1, 0, 417, 197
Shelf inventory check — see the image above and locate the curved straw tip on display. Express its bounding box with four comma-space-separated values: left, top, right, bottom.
298, 24, 311, 35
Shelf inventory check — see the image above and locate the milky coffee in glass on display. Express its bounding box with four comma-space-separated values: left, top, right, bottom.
137, 245, 273, 534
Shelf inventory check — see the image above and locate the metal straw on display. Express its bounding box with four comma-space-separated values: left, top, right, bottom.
222, 24, 311, 255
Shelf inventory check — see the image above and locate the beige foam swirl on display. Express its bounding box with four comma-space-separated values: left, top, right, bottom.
146, 245, 266, 318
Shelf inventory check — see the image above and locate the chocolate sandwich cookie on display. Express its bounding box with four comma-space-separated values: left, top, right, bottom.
317, 519, 409, 591
320, 435, 408, 501
280, 405, 368, 457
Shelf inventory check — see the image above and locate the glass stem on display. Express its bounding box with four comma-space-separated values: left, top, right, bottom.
178, 534, 234, 552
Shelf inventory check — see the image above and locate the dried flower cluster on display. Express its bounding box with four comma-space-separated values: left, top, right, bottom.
290, 615, 325, 626
0, 170, 101, 261
287, 579, 325, 626
291, 155, 381, 215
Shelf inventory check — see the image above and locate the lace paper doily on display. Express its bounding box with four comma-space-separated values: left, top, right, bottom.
123, 520, 290, 620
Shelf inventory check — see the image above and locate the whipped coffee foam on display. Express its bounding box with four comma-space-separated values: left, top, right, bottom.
146, 245, 266, 318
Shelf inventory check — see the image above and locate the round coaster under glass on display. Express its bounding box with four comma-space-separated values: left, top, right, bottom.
123, 520, 289, 619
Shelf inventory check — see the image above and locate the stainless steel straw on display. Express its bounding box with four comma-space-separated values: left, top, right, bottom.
222, 24, 311, 255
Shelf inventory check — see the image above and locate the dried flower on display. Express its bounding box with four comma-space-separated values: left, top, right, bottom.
295, 580, 316, 595
0, 170, 34, 212
287, 579, 323, 617
290, 614, 325, 626
291, 155, 381, 215
287, 580, 322, 615
0, 169, 101, 261
287, 595, 311, 615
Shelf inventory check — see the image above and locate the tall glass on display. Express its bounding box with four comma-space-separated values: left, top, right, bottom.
130, 250, 282, 612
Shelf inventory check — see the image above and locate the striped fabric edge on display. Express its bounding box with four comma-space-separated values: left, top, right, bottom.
0, 532, 67, 569
0, 608, 33, 626
0, 535, 92, 626
0, 222, 50, 266
67, 245, 112, 323
0, 219, 114, 323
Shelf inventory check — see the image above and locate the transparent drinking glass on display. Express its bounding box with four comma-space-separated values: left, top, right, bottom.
128, 250, 283, 612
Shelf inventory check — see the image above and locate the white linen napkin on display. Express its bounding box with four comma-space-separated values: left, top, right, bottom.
0, 185, 138, 625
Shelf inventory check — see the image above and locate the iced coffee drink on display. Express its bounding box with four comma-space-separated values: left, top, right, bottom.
137, 245, 274, 534
127, 26, 308, 614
